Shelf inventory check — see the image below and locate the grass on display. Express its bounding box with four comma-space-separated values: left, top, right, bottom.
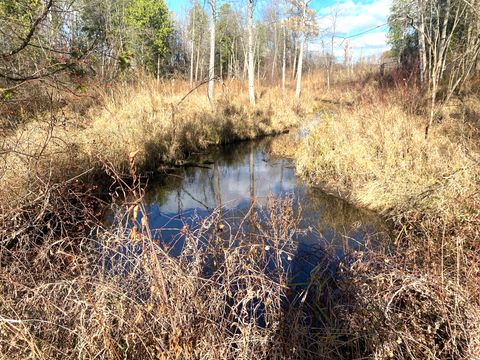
0, 188, 303, 358
2, 68, 480, 359
0, 77, 318, 206
287, 74, 480, 358
294, 79, 480, 248
296, 96, 480, 213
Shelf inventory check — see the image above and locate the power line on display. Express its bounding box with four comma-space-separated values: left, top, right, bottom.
338, 23, 388, 41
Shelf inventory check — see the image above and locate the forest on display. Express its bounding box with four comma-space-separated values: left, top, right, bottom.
1, 0, 480, 359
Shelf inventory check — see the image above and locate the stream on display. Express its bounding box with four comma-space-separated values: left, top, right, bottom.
136, 132, 389, 282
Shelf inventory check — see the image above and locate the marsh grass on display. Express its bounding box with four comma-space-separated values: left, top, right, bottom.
2, 70, 480, 359
0, 76, 322, 206
294, 82, 480, 253
290, 75, 480, 359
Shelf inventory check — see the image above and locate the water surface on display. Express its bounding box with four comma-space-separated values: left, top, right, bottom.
141, 135, 388, 279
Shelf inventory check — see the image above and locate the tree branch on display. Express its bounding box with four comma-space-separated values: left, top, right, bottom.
1, 0, 54, 58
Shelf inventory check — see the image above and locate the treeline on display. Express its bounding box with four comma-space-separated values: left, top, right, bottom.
0, 0, 172, 88
388, 0, 480, 135
1, 0, 479, 109
0, 0, 326, 98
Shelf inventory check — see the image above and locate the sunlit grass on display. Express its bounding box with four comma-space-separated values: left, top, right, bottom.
0, 76, 319, 204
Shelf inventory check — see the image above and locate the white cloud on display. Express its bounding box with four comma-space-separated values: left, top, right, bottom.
351, 32, 388, 48
310, 0, 393, 60
317, 0, 392, 33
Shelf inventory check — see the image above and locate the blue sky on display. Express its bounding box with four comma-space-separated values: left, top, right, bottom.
166, 0, 392, 59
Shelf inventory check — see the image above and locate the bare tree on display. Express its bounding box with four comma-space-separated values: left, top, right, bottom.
189, 1, 196, 88
289, 0, 314, 98
282, 0, 287, 92
208, 0, 216, 102
327, 5, 339, 91
248, 0, 256, 105
393, 0, 480, 137
417, 0, 427, 85
421, 0, 476, 137
295, 1, 306, 98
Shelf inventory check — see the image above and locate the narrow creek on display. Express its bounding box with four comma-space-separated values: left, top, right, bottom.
137, 132, 390, 282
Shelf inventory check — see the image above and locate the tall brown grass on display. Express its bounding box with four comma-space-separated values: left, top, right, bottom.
0, 76, 319, 206
0, 185, 304, 358
289, 76, 480, 359
2, 69, 480, 359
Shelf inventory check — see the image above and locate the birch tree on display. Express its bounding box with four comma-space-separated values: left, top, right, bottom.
389, 0, 480, 138
287, 0, 315, 98
189, 1, 196, 87
295, 1, 306, 98
282, 0, 287, 91
248, 0, 255, 105
207, 0, 216, 102
327, 5, 339, 90
188, 4, 208, 82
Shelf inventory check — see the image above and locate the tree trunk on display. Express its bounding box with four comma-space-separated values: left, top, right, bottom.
438, 0, 451, 80
271, 21, 278, 80
257, 50, 260, 82
220, 47, 223, 79
195, 45, 200, 82
101, 51, 105, 80
328, 11, 337, 91
292, 33, 298, 79
243, 46, 248, 79
295, 2, 306, 98
208, 0, 216, 102
190, 4, 196, 88
228, 53, 232, 78
248, 0, 256, 105
282, 21, 287, 92
426, 78, 437, 138
295, 32, 305, 97
417, 0, 427, 85
426, 0, 451, 138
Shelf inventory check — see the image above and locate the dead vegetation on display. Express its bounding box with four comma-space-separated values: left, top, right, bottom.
2, 70, 480, 359
338, 252, 480, 360
2, 148, 479, 359
0, 77, 317, 207
287, 73, 480, 359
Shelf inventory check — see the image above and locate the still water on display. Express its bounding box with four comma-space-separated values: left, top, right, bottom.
139, 135, 389, 280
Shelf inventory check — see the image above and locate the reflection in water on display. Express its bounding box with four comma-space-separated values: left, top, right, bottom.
143, 136, 389, 271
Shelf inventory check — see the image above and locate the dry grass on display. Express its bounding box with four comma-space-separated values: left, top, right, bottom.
289, 76, 480, 359
337, 252, 480, 360
0, 197, 298, 358
297, 101, 479, 209
0, 77, 319, 206
3, 70, 480, 359
78, 79, 306, 170
295, 80, 480, 227
293, 80, 480, 274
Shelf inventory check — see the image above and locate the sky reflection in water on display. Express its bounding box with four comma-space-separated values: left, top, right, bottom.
141, 136, 389, 280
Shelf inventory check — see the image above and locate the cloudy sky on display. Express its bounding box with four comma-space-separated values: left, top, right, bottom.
313, 0, 392, 59
166, 0, 392, 60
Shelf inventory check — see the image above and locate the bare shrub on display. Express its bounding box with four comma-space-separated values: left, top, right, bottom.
337, 252, 480, 360
0, 164, 311, 359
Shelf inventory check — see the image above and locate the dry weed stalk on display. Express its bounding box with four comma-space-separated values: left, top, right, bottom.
0, 154, 318, 359
338, 252, 480, 360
